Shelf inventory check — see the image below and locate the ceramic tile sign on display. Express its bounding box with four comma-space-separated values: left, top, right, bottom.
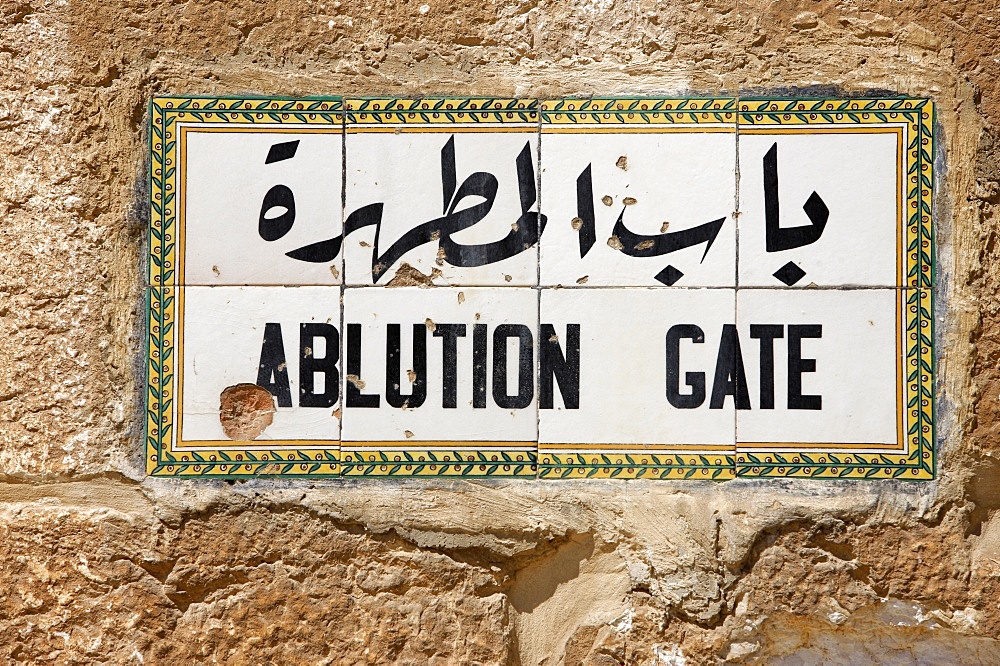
146, 96, 934, 480
736, 98, 932, 289
345, 99, 540, 287
730, 98, 935, 481
340, 287, 538, 477
151, 98, 346, 287
539, 99, 737, 288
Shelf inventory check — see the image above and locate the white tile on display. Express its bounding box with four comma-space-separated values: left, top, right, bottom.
735, 289, 902, 449
540, 131, 736, 287
341, 287, 538, 442
737, 131, 902, 287
182, 128, 344, 285
538, 288, 736, 448
345, 130, 540, 286
179, 286, 342, 443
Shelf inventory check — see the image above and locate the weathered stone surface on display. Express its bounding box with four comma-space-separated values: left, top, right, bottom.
0, 485, 515, 664
3, 0, 1000, 661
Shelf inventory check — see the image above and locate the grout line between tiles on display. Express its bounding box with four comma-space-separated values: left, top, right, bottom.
536, 106, 542, 469
340, 105, 347, 463
734, 94, 742, 471
733, 257, 741, 468
734, 93, 741, 295
183, 284, 922, 290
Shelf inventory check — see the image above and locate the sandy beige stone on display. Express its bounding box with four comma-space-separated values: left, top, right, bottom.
0, 0, 999, 662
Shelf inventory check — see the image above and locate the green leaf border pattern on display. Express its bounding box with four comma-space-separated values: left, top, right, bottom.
146, 97, 344, 478
736, 97, 934, 289
541, 97, 737, 125
537, 452, 735, 480
346, 97, 538, 124
340, 449, 537, 477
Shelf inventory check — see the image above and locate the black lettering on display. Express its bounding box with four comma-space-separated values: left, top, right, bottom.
493, 324, 533, 409
346, 323, 380, 408
710, 324, 750, 410
750, 324, 784, 410
256, 322, 292, 408
575, 165, 597, 258
287, 135, 548, 277
299, 323, 340, 408
265, 140, 300, 164
437, 140, 545, 268
763, 142, 829, 253
540, 324, 580, 409
788, 324, 822, 410
259, 184, 296, 242
665, 324, 706, 409
433, 324, 466, 408
473, 323, 488, 409
611, 208, 727, 262
386, 324, 427, 409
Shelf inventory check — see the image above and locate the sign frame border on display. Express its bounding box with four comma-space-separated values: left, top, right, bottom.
145, 95, 935, 480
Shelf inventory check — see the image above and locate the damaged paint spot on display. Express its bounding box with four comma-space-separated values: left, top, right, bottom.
607, 236, 624, 250
329, 264, 340, 279
458, 291, 465, 304
576, 275, 589, 284
660, 220, 671, 233
425, 317, 436, 331
623, 197, 637, 206
219, 383, 275, 441
387, 262, 440, 287
571, 216, 583, 230
635, 240, 654, 251
615, 155, 628, 170
404, 429, 414, 438
601, 195, 613, 206
346, 374, 367, 390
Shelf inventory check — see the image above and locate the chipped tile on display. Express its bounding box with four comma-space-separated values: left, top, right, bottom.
147, 95, 936, 481
146, 286, 341, 477
344, 98, 540, 287
340, 286, 537, 477
541, 98, 737, 288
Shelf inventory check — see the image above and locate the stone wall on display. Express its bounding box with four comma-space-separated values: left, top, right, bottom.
2, 0, 1000, 662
